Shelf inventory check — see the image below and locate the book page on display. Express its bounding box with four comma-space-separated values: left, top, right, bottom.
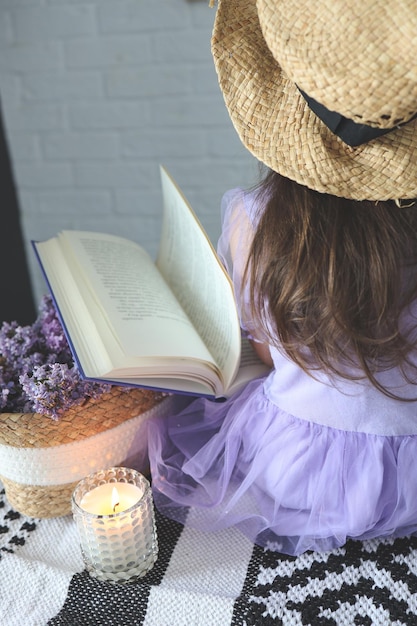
156, 167, 241, 391
35, 231, 217, 379
222, 337, 271, 397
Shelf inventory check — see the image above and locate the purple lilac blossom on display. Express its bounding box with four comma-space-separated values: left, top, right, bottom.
0, 294, 111, 418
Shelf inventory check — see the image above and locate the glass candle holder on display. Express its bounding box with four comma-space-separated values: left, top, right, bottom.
72, 467, 158, 583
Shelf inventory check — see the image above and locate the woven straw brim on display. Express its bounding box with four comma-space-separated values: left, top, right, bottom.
0, 388, 167, 518
259, 0, 417, 129
211, 0, 417, 201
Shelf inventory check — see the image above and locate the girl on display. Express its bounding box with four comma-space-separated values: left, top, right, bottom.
148, 0, 417, 555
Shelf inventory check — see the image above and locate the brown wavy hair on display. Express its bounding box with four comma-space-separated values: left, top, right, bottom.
245, 169, 417, 399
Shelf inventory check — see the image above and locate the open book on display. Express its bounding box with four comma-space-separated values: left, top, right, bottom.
33, 166, 270, 398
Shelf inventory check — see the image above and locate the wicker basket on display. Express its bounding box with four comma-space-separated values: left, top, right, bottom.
0, 387, 173, 518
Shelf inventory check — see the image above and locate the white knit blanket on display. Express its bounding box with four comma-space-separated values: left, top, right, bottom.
1, 481, 417, 626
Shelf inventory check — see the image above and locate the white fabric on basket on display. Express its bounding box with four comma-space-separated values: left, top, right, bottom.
0, 397, 174, 486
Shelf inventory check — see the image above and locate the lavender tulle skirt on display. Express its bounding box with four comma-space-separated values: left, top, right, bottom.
147, 377, 417, 555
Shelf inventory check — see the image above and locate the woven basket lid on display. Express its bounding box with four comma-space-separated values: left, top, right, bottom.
211, 0, 417, 200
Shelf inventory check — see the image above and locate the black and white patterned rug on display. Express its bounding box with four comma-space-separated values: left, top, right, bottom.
1, 482, 417, 625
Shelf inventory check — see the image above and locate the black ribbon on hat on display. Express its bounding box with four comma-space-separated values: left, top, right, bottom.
298, 88, 417, 147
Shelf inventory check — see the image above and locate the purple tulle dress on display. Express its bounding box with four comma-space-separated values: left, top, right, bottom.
147, 187, 417, 555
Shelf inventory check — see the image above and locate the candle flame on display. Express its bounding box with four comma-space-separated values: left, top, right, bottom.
111, 486, 120, 513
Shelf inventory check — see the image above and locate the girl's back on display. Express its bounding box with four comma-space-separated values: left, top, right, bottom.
147, 0, 417, 555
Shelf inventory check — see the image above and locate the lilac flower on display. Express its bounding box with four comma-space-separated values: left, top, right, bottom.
20, 363, 111, 420
0, 294, 112, 419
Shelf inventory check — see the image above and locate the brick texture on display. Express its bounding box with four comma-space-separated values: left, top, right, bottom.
0, 0, 257, 302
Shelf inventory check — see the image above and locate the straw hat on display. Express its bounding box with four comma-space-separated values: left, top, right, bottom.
211, 0, 417, 200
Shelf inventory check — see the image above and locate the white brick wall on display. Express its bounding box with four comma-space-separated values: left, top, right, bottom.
0, 0, 258, 304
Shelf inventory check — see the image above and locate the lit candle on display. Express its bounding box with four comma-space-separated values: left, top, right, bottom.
80, 482, 142, 515
72, 467, 158, 583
